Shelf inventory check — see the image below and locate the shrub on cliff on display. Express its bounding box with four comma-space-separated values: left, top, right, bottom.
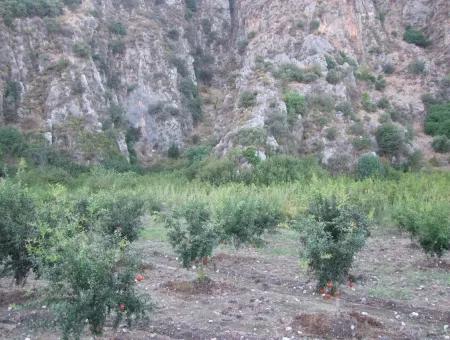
403, 27, 431, 47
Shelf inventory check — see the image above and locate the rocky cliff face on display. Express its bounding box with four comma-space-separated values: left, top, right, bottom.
0, 0, 449, 166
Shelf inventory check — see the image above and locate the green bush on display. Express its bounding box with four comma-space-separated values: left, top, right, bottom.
196, 157, 236, 185
63, 0, 82, 7
185, 145, 211, 164
376, 123, 404, 156
239, 91, 257, 108
325, 154, 352, 176
441, 74, 450, 88
403, 27, 431, 47
101, 154, 141, 174
395, 205, 449, 257
284, 91, 306, 124
336, 51, 357, 67
382, 63, 395, 74
424, 102, 450, 138
325, 127, 337, 141
356, 154, 384, 179
421, 94, 440, 108
193, 50, 214, 84
108, 21, 127, 35
167, 28, 179, 40
326, 69, 340, 84
217, 196, 282, 248
252, 155, 322, 185
109, 39, 126, 55
0, 0, 67, 25
194, 155, 323, 186
0, 182, 37, 285
26, 166, 73, 185
377, 97, 390, 109
72, 41, 91, 58
166, 201, 217, 268
48, 58, 70, 73
108, 103, 125, 127
375, 76, 386, 91
94, 196, 145, 242
184, 0, 197, 13
303, 72, 320, 83
348, 122, 365, 136
355, 67, 377, 83
236, 127, 266, 147
309, 19, 320, 32
405, 149, 423, 171
0, 126, 26, 157
307, 94, 335, 113
107, 72, 122, 89
168, 143, 180, 159
361, 93, 377, 112
179, 79, 202, 124
39, 232, 148, 339
431, 135, 450, 153
242, 147, 260, 166
408, 59, 426, 75
378, 112, 391, 124
237, 39, 249, 54
170, 56, 188, 77
325, 55, 337, 70
296, 19, 305, 29
25, 142, 87, 177
2, 80, 22, 121
274, 64, 320, 83
352, 135, 372, 151
265, 111, 289, 140
298, 196, 369, 292
335, 101, 353, 116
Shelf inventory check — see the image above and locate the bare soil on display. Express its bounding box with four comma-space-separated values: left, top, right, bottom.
1, 228, 449, 339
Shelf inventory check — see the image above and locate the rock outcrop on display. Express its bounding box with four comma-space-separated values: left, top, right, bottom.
0, 0, 449, 165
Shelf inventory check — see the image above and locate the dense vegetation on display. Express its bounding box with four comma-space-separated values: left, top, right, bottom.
298, 196, 370, 294
0, 0, 81, 25
1, 126, 449, 337
425, 102, 450, 138
403, 26, 431, 48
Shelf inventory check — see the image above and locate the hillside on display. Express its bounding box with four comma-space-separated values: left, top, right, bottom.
1, 2, 450, 338
1, 0, 449, 168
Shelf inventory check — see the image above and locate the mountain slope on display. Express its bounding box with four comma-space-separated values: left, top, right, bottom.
0, 0, 449, 167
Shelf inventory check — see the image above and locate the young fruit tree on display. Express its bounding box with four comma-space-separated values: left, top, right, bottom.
29, 194, 150, 340
0, 181, 38, 285
37, 230, 149, 339
216, 195, 282, 248
74, 194, 145, 242
166, 201, 218, 272
297, 196, 370, 294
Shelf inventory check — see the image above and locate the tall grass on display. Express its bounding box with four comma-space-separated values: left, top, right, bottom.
21, 167, 450, 230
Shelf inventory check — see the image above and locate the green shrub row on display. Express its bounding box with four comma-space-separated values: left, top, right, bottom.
274, 63, 321, 83
0, 181, 149, 338
166, 196, 282, 270
0, 0, 81, 25
394, 203, 449, 257
189, 154, 324, 186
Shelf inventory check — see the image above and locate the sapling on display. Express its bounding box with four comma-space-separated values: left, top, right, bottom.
166, 201, 218, 279
298, 195, 370, 295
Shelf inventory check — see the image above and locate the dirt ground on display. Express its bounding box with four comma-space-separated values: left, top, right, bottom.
1, 226, 449, 339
